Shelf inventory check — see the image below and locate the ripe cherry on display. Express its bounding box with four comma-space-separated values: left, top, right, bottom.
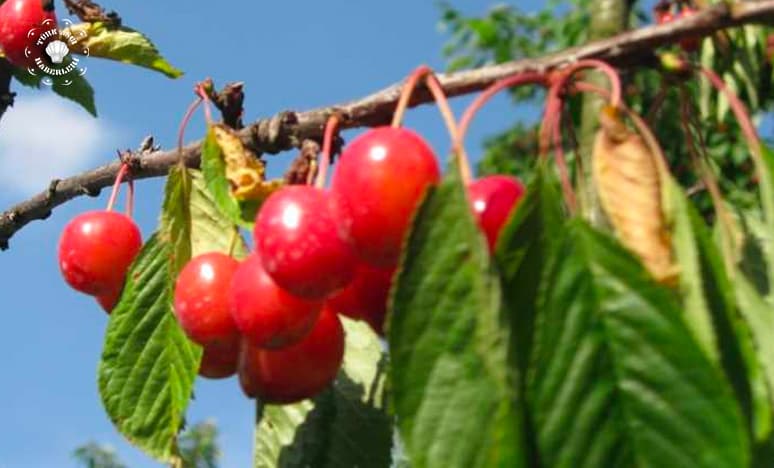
468, 175, 525, 252
198, 334, 240, 380
96, 286, 122, 314
59, 211, 142, 297
174, 252, 240, 345
229, 253, 323, 349
254, 186, 356, 299
238, 307, 344, 403
331, 127, 440, 268
326, 263, 394, 335
0, 0, 57, 67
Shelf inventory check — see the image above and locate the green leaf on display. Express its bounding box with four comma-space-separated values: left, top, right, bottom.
51, 68, 97, 116
496, 164, 565, 377
200, 128, 261, 229
388, 168, 525, 468
161, 166, 192, 275
98, 234, 200, 463
10, 66, 42, 88
254, 319, 392, 468
669, 180, 767, 440
528, 220, 750, 467
190, 170, 247, 259
12, 65, 97, 116
161, 167, 246, 271
69, 22, 183, 78
735, 272, 774, 444
756, 145, 774, 299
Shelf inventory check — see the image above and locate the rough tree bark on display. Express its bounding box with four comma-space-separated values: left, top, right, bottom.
1, 0, 774, 250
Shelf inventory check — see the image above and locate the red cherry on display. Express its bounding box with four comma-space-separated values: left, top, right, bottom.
326, 263, 394, 335
0, 0, 57, 67
96, 286, 122, 314
58, 211, 142, 296
468, 175, 525, 251
229, 253, 323, 349
679, 8, 700, 52
254, 186, 356, 299
198, 334, 240, 380
331, 127, 440, 267
238, 307, 344, 403
174, 252, 240, 345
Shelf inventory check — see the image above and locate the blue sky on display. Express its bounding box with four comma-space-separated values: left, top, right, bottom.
0, 1, 544, 466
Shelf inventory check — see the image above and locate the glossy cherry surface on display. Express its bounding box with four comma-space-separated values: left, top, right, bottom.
331, 126, 440, 267
96, 286, 122, 314
468, 175, 525, 252
174, 252, 240, 345
326, 263, 394, 335
198, 334, 240, 380
229, 254, 323, 349
0, 0, 57, 67
58, 211, 142, 296
238, 307, 344, 403
254, 186, 356, 299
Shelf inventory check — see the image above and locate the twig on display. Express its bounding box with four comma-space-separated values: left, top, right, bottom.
1, 0, 773, 249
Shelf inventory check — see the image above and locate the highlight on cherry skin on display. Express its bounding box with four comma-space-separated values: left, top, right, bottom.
173, 252, 240, 345
331, 126, 441, 268
229, 253, 323, 349
58, 210, 142, 297
0, 0, 57, 67
468, 175, 526, 252
238, 306, 345, 404
198, 334, 241, 380
254, 185, 356, 300
326, 263, 394, 336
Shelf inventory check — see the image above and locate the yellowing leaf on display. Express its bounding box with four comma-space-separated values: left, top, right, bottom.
211, 124, 284, 201
592, 107, 677, 285
65, 22, 183, 78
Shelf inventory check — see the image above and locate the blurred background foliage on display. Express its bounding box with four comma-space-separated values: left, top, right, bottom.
439, 0, 774, 215
74, 420, 221, 468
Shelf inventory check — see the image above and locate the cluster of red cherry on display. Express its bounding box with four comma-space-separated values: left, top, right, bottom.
173, 122, 525, 404
57, 123, 525, 404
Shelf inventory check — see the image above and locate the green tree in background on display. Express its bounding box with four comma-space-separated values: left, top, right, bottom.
440, 0, 774, 213
74, 421, 221, 468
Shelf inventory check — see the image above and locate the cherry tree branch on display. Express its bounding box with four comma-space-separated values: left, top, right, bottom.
1, 0, 773, 250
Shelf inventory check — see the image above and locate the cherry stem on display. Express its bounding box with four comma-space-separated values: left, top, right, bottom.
315, 115, 340, 189
539, 85, 578, 211
551, 107, 577, 213
457, 72, 548, 145
126, 172, 135, 218
391, 65, 433, 128
699, 66, 764, 173
392, 65, 473, 184
177, 97, 203, 162
572, 80, 670, 168
196, 85, 214, 125
106, 163, 129, 212
423, 73, 472, 184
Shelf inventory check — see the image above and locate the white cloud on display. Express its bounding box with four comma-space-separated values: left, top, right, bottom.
0, 94, 118, 196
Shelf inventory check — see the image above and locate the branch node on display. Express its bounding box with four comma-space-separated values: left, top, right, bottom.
79, 185, 100, 197
44, 179, 60, 206
284, 139, 320, 185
